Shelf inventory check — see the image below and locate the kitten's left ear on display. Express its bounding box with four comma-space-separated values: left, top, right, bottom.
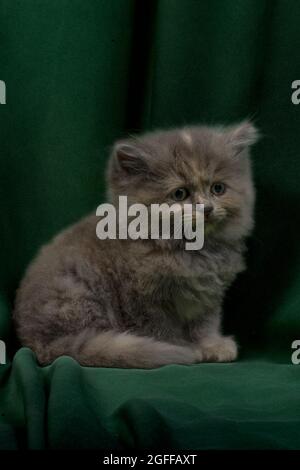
226, 121, 259, 156
113, 140, 149, 175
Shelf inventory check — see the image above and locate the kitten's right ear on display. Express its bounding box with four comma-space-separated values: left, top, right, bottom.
226, 121, 260, 157
113, 141, 148, 175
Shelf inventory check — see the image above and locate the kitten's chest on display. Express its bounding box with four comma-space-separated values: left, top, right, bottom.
170, 249, 241, 320
172, 274, 222, 321
173, 278, 205, 320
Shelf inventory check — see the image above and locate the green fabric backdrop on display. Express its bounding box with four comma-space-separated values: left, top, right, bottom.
0, 0, 299, 449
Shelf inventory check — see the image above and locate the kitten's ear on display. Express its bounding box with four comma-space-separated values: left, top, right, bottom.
226, 121, 259, 156
113, 141, 149, 175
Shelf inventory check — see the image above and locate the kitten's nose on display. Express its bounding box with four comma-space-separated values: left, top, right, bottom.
204, 205, 213, 219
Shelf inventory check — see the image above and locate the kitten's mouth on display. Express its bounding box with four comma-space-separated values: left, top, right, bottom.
191, 214, 216, 232
204, 223, 216, 235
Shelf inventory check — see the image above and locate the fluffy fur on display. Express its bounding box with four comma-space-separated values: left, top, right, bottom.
13, 122, 258, 368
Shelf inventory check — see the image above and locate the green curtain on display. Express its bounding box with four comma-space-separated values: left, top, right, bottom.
0, 0, 299, 450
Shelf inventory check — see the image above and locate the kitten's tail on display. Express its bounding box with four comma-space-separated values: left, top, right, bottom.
32, 329, 198, 368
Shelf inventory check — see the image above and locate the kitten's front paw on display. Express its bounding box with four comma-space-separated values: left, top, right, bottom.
196, 335, 238, 363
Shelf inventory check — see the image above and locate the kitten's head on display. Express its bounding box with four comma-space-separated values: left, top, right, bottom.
107, 122, 258, 244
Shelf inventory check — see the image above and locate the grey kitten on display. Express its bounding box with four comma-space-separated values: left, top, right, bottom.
13, 122, 258, 368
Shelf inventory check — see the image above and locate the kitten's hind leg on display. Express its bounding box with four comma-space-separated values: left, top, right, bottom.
32, 329, 198, 368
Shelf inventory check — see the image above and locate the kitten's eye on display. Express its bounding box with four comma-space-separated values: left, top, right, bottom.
211, 182, 226, 196
172, 188, 189, 201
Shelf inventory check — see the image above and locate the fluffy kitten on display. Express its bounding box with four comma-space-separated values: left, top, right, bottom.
13, 122, 258, 368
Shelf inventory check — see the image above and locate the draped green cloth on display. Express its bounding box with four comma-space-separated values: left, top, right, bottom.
0, 0, 299, 449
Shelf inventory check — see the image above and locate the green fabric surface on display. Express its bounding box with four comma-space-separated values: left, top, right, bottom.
0, 0, 300, 449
